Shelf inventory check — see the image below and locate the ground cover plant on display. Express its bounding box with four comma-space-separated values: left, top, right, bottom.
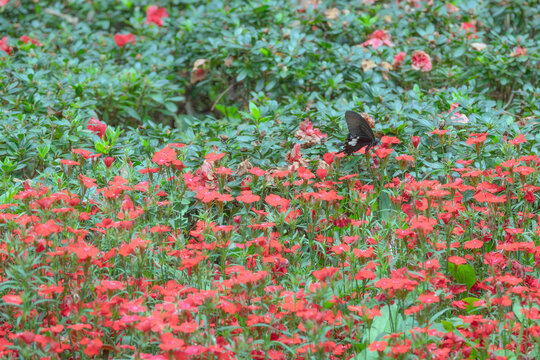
0, 0, 539, 359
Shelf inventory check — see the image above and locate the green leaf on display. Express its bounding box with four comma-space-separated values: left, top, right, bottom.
448, 263, 477, 290
441, 321, 454, 331
249, 102, 261, 120
124, 107, 141, 121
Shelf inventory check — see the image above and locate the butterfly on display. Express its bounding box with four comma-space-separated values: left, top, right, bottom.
340, 111, 379, 155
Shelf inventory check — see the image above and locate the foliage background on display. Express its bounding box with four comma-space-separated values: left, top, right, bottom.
0, 0, 539, 359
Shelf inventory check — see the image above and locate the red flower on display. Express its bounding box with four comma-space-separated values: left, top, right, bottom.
2, 294, 22, 305
265, 194, 290, 209
295, 118, 327, 146
114, 33, 136, 47
380, 136, 400, 146
431, 129, 449, 136
84, 338, 103, 356
103, 156, 115, 168
461, 22, 477, 39
449, 256, 467, 265
375, 147, 394, 159
418, 292, 440, 304
355, 269, 376, 281
323, 152, 334, 165
312, 267, 339, 281
35, 220, 63, 237
393, 51, 406, 67
369, 341, 388, 352
510, 45, 527, 57
87, 117, 107, 138
395, 154, 414, 164
0, 0, 10, 6
249, 167, 266, 176
146, 5, 168, 27
69, 241, 99, 260
20, 35, 42, 46
411, 50, 432, 72
509, 134, 526, 146
205, 152, 226, 162
362, 29, 393, 49
297, 166, 315, 180
153, 146, 177, 166
236, 191, 260, 204
464, 238, 484, 249
0, 36, 11, 55
466, 133, 487, 145
60, 159, 80, 166
178, 321, 198, 334
316, 168, 327, 179
79, 174, 97, 188
286, 143, 303, 165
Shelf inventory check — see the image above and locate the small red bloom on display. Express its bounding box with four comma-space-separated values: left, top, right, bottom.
69, 241, 99, 260
146, 5, 168, 27
510, 45, 527, 57
87, 117, 107, 138
313, 267, 339, 281
418, 292, 440, 304
316, 168, 327, 179
114, 33, 136, 47
20, 35, 42, 46
393, 51, 406, 67
2, 294, 22, 305
84, 339, 103, 356
431, 129, 449, 136
509, 134, 526, 146
466, 133, 487, 145
103, 156, 115, 168
205, 152, 226, 162
411, 50, 432, 72
60, 159, 80, 166
0, 36, 11, 55
153, 146, 177, 166
237, 191, 260, 204
369, 341, 388, 352
362, 29, 393, 49
323, 152, 334, 165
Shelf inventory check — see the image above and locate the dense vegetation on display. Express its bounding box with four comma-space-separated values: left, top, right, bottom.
0, 0, 539, 358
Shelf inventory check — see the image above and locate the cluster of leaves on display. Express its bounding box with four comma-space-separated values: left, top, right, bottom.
0, 0, 539, 359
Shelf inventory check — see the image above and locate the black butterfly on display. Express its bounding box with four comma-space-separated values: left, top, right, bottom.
340, 111, 379, 155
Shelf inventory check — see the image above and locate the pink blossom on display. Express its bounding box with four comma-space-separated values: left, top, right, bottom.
194, 161, 218, 191
448, 103, 469, 124
295, 118, 327, 147
0, 36, 11, 55
446, 3, 459, 14
392, 51, 406, 67
20, 36, 43, 47
87, 117, 107, 139
362, 30, 393, 49
411, 50, 432, 72
460, 22, 477, 39
510, 46, 527, 58
146, 5, 168, 27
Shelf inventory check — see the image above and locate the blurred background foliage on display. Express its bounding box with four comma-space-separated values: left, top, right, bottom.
0, 0, 538, 200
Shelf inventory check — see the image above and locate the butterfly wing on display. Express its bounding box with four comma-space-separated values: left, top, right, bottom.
342, 135, 374, 155
345, 111, 376, 140
342, 111, 378, 155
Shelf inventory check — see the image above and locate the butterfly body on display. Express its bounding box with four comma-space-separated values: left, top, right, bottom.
340, 111, 379, 155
